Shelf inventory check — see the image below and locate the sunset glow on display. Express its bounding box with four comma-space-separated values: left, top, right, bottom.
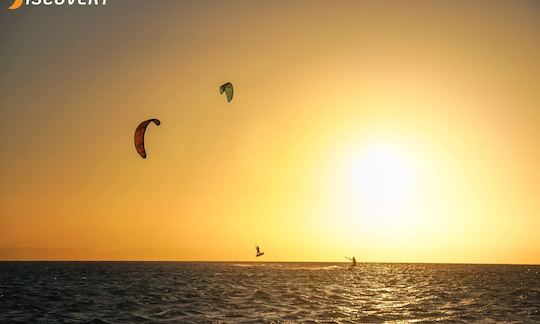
1, 0, 540, 264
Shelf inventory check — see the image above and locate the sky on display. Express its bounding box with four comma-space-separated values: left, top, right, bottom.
1, 0, 540, 263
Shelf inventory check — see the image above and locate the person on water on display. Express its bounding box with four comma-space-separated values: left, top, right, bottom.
256, 246, 264, 257
351, 256, 357, 267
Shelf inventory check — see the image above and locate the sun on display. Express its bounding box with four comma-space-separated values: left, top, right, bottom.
350, 146, 415, 215
332, 141, 420, 230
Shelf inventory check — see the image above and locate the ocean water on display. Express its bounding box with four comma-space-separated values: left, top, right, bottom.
0, 262, 538, 323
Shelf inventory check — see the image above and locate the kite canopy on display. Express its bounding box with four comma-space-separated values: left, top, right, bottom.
220, 82, 234, 102
134, 119, 161, 159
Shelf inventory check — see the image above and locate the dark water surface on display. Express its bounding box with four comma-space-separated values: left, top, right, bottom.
0, 262, 538, 323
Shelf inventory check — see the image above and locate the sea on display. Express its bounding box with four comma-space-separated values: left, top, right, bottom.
0, 262, 538, 323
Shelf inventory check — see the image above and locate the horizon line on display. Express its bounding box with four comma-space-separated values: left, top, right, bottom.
0, 260, 538, 266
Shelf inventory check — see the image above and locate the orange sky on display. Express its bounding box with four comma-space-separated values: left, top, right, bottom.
1, 1, 539, 263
